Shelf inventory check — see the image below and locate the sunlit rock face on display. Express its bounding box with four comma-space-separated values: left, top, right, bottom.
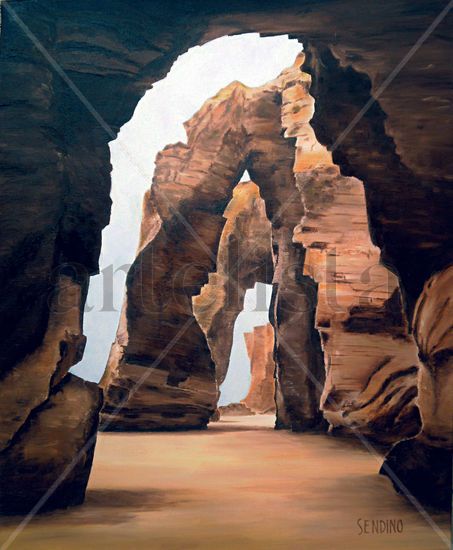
193, 181, 273, 388
255, 57, 325, 432
1, 6, 451, 390
380, 266, 453, 509
101, 54, 326, 431
218, 403, 255, 417
101, 54, 430, 443
287, 68, 421, 443
100, 86, 250, 430
243, 324, 276, 414
295, 168, 421, 443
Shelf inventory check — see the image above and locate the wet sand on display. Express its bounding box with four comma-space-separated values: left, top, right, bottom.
0, 415, 450, 549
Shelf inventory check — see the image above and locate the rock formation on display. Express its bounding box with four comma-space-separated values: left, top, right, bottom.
242, 324, 276, 414
0, 374, 102, 515
193, 181, 273, 388
101, 53, 430, 448
100, 85, 249, 431
1, 3, 450, 390
101, 56, 326, 432
285, 70, 421, 442
218, 403, 255, 417
256, 57, 325, 431
0, 274, 102, 514
294, 166, 421, 442
380, 266, 453, 508
1, 0, 452, 513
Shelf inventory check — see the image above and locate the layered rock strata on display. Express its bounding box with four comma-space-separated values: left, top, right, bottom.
101, 55, 326, 431
286, 64, 421, 443
381, 266, 453, 508
1, 6, 451, 390
100, 86, 249, 430
242, 324, 276, 414
102, 54, 427, 444
193, 181, 273, 388
253, 58, 325, 431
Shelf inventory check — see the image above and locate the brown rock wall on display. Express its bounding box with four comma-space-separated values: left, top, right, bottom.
242, 323, 276, 414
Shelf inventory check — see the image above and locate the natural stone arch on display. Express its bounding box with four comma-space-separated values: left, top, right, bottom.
101, 55, 326, 432
102, 54, 426, 444
100, 84, 250, 430
236, 59, 326, 431
2, 5, 451, 379
193, 180, 273, 390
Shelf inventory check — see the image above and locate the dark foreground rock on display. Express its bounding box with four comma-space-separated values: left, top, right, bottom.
380, 439, 452, 511
0, 374, 102, 515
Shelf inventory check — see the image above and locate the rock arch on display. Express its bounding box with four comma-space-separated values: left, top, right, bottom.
193, 180, 273, 391
102, 55, 424, 446
101, 57, 326, 431
100, 84, 249, 430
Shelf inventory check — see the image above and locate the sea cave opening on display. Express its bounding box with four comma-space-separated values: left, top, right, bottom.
70, 33, 301, 393
0, 5, 450, 542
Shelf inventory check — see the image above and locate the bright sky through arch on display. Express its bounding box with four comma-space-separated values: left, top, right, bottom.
72, 34, 302, 405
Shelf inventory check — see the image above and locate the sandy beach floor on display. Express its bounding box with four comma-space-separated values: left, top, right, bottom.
0, 415, 450, 549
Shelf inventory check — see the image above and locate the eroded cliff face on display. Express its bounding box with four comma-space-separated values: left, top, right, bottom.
101, 55, 327, 431
99, 53, 429, 449
193, 181, 273, 388
243, 324, 276, 414
380, 266, 453, 508
100, 86, 249, 430
282, 75, 421, 442
101, 54, 431, 446
294, 167, 421, 442
1, 2, 451, 390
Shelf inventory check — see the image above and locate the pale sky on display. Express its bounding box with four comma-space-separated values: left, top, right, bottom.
71, 33, 301, 404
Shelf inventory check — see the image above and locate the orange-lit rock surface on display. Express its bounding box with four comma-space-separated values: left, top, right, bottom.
285, 61, 421, 443
101, 54, 325, 431
101, 54, 426, 443
1, 1, 452, 514
100, 84, 250, 430
242, 323, 276, 414
242, 56, 325, 431
193, 181, 273, 387
218, 403, 255, 416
